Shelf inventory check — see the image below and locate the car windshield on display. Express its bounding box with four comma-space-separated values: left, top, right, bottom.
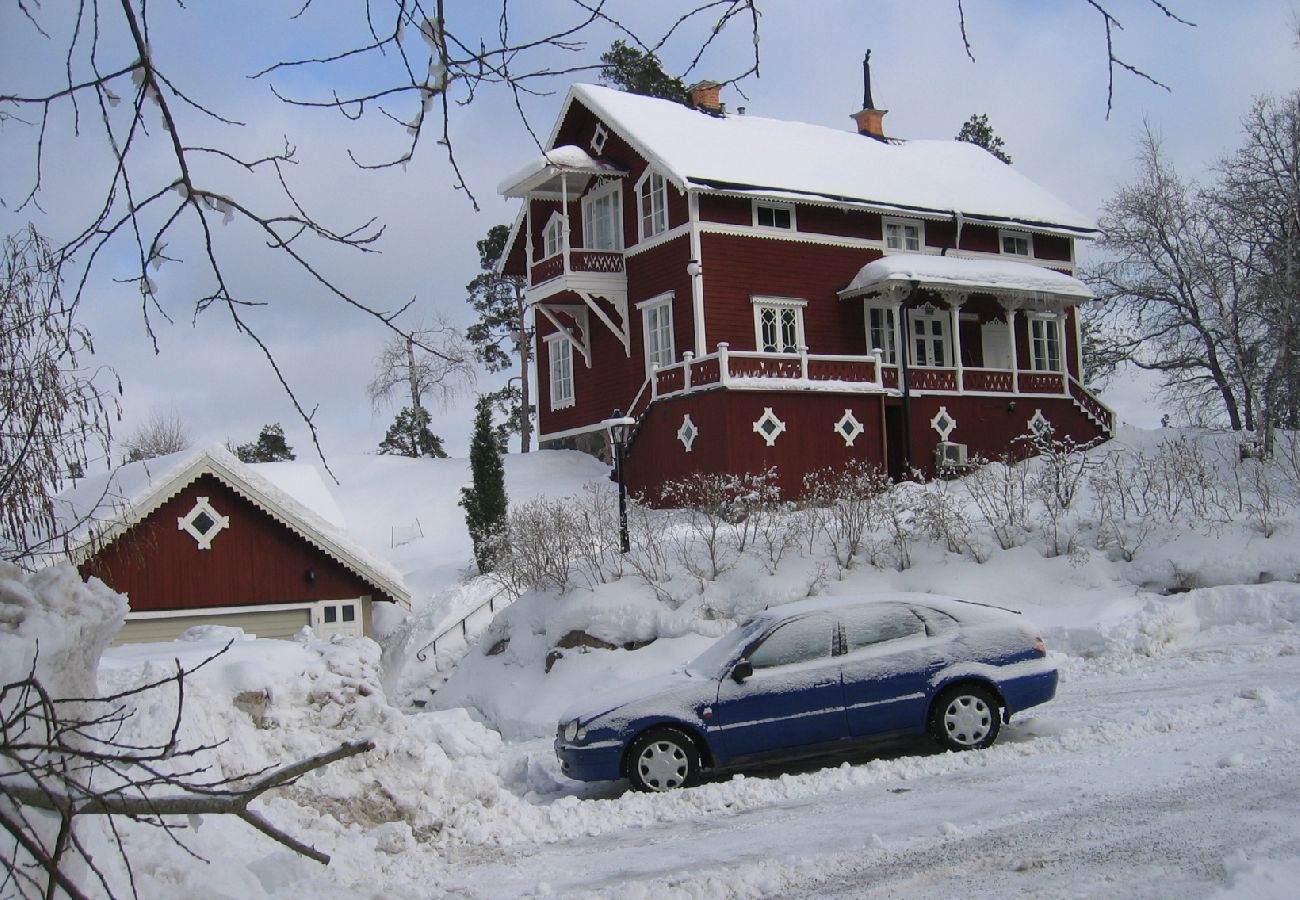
685, 618, 768, 679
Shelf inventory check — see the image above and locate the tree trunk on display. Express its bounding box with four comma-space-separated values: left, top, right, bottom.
516, 285, 533, 452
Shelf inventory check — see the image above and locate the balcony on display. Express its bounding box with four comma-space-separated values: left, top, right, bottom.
527, 250, 626, 303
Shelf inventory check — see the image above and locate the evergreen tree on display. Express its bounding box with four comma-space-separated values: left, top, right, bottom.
598, 40, 690, 104
956, 113, 1012, 164
459, 397, 509, 573
377, 406, 448, 458
466, 224, 534, 451
234, 423, 295, 463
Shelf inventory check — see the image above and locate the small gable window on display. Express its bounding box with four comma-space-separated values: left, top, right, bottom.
590, 123, 608, 155
638, 170, 668, 240
177, 497, 230, 550
753, 201, 795, 230
884, 217, 923, 252
543, 213, 564, 259
1000, 230, 1032, 257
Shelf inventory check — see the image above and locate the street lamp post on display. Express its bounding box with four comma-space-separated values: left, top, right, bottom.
601, 411, 636, 554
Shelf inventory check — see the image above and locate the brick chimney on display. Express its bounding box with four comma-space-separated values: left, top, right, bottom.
850, 51, 888, 140
689, 80, 724, 114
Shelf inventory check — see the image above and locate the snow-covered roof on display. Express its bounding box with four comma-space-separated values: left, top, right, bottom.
53, 445, 410, 608
499, 144, 628, 198
839, 254, 1093, 302
553, 84, 1097, 236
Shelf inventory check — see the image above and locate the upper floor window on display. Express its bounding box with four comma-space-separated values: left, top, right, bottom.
1000, 230, 1032, 257
639, 294, 675, 374
867, 307, 898, 364
1029, 316, 1062, 371
638, 170, 668, 240
753, 201, 795, 230
543, 212, 564, 259
754, 297, 805, 354
910, 308, 948, 367
582, 180, 622, 251
590, 123, 608, 155
546, 334, 575, 409
884, 217, 923, 252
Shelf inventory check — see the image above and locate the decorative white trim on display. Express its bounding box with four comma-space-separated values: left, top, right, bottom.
590, 122, 608, 155
623, 223, 691, 258
126, 599, 340, 620
752, 199, 797, 231
930, 406, 958, 441
1028, 408, 1052, 438
753, 407, 787, 446
834, 409, 864, 446
677, 414, 699, 452
177, 496, 229, 550
883, 216, 924, 253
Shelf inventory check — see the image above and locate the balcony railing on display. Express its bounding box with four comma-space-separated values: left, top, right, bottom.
645, 344, 884, 406
529, 250, 625, 287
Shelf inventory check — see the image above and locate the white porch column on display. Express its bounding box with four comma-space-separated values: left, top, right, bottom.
560, 172, 570, 277
949, 294, 965, 392
525, 203, 534, 272
1007, 303, 1020, 394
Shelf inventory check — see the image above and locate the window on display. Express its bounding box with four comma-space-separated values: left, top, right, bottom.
546, 334, 574, 409
1029, 316, 1062, 371
884, 217, 923, 252
747, 614, 837, 670
1000, 230, 1033, 257
840, 605, 924, 654
590, 123, 608, 155
753, 201, 795, 230
582, 180, 622, 251
910, 309, 948, 367
638, 170, 668, 239
543, 213, 564, 259
753, 298, 805, 354
640, 295, 675, 373
178, 497, 230, 550
867, 307, 897, 364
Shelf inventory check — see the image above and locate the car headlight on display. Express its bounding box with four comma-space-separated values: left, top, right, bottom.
563, 719, 579, 742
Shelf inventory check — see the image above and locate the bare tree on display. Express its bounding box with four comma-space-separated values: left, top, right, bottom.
1, 226, 119, 568
367, 315, 475, 417
1, 645, 371, 899
120, 410, 190, 463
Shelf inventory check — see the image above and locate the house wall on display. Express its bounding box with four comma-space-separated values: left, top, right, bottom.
624, 389, 887, 500
81, 475, 382, 613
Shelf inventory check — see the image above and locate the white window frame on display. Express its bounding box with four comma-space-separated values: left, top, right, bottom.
883, 217, 924, 252
542, 211, 564, 259
590, 123, 608, 155
1029, 315, 1063, 372
1000, 229, 1033, 257
546, 333, 575, 409
909, 308, 949, 367
582, 179, 622, 251
866, 306, 898, 364
637, 169, 668, 240
752, 200, 796, 231
752, 296, 806, 354
638, 293, 676, 374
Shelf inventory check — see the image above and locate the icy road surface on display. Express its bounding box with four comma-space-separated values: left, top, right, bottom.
440, 629, 1300, 899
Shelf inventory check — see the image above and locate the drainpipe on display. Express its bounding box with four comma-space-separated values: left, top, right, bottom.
900, 280, 919, 473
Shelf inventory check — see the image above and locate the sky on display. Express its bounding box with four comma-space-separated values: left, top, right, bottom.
2, 0, 1297, 466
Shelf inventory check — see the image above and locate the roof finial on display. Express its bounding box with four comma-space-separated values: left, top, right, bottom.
863, 50, 875, 111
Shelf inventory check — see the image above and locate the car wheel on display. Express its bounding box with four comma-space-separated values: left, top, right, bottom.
627, 727, 699, 792
931, 684, 1000, 751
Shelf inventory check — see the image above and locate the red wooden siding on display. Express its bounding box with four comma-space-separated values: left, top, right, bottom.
625, 390, 888, 499
80, 475, 384, 612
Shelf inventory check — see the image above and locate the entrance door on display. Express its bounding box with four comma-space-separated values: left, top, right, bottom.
311, 599, 364, 638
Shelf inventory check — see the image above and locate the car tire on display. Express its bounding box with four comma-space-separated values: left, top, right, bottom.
627, 727, 699, 792
930, 684, 1001, 751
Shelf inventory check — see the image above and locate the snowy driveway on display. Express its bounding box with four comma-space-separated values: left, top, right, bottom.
439, 631, 1300, 898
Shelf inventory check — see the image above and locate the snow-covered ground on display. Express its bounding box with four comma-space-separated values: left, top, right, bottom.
6, 428, 1300, 898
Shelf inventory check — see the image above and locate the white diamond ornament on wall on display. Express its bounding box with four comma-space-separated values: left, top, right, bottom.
1028, 408, 1053, 439
677, 414, 699, 452
930, 406, 957, 441
834, 409, 863, 446
177, 496, 230, 550
752, 407, 787, 446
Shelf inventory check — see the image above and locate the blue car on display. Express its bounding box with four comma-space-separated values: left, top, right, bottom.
555, 594, 1057, 791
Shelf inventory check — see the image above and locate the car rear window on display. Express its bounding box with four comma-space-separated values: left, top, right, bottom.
840, 604, 924, 653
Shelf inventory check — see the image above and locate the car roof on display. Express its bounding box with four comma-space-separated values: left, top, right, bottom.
750, 593, 1019, 626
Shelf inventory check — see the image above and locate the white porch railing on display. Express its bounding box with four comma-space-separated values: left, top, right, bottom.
648, 343, 885, 402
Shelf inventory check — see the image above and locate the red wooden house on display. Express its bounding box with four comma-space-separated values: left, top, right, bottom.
498, 78, 1114, 499
58, 446, 409, 644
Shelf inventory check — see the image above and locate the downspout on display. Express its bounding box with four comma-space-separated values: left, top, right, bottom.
900, 280, 919, 473
941, 209, 964, 256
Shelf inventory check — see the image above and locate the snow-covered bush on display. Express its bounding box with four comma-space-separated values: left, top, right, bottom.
961, 456, 1032, 550
801, 462, 892, 569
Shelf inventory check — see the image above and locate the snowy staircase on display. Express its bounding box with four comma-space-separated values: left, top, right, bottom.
1068, 376, 1116, 436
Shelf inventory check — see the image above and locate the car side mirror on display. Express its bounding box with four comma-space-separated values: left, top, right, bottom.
731, 660, 753, 684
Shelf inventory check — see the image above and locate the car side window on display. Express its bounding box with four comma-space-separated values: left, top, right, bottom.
840, 605, 924, 653
746, 614, 836, 670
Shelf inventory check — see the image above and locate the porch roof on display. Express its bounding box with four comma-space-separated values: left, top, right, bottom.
499, 144, 628, 198
838, 254, 1094, 304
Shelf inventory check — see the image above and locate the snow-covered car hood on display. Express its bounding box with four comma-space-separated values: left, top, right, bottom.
559, 669, 705, 726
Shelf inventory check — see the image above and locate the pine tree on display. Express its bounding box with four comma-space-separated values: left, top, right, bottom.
234, 423, 295, 463
598, 40, 690, 104
956, 113, 1012, 164
377, 406, 448, 458
466, 224, 533, 451
459, 397, 508, 572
